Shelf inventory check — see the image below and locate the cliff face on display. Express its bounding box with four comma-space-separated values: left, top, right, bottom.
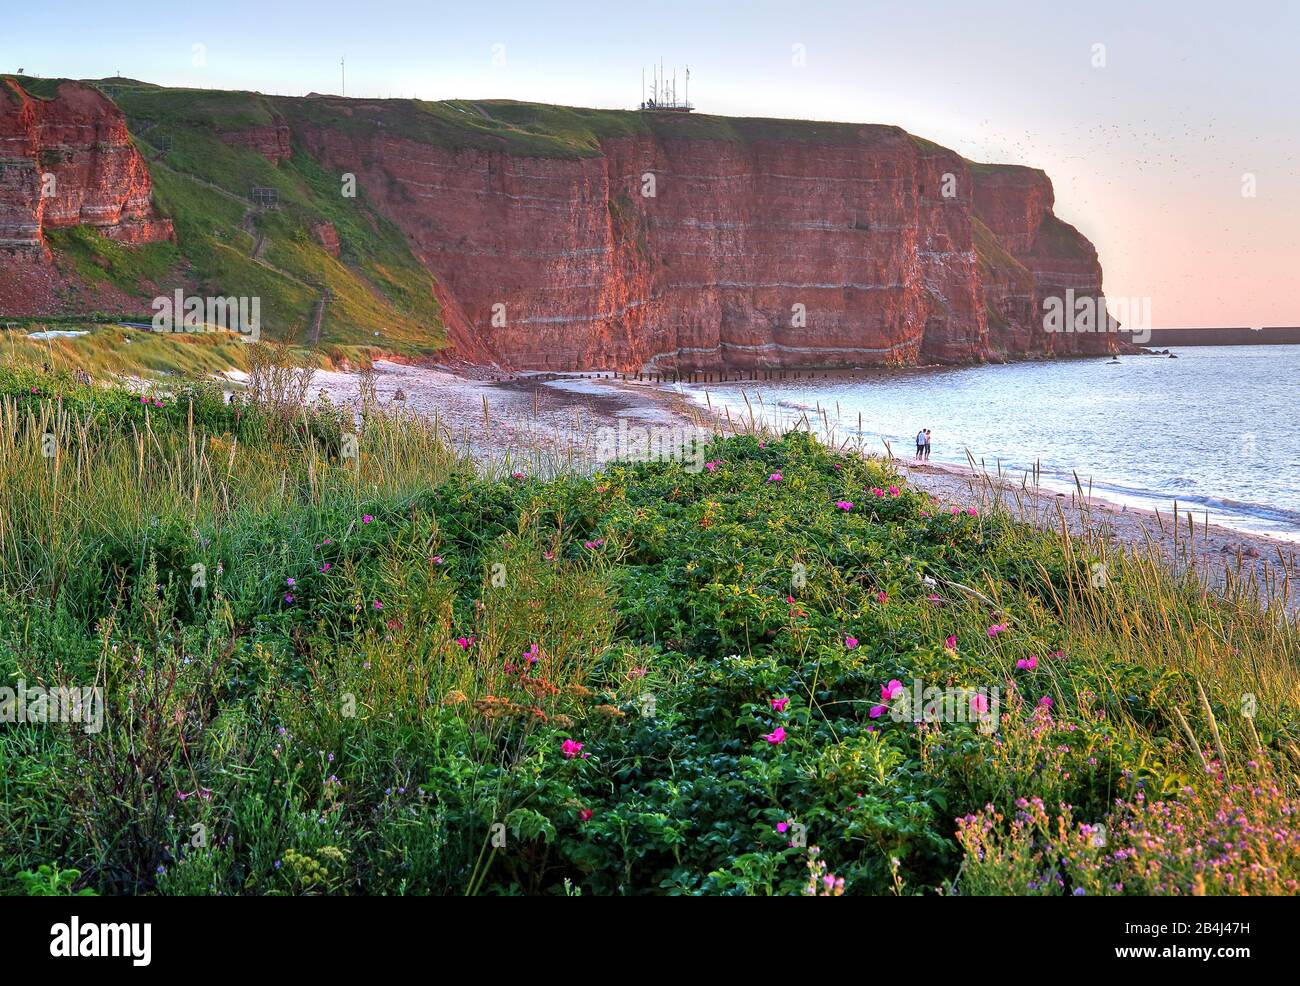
0, 80, 1113, 367
217, 123, 292, 163
291, 110, 1112, 370
0, 80, 173, 253
970, 165, 1111, 356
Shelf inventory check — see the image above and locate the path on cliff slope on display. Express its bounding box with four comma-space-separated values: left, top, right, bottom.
147, 158, 324, 338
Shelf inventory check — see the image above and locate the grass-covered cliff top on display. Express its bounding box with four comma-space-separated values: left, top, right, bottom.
11, 75, 942, 159
3, 76, 449, 353
0, 359, 1296, 895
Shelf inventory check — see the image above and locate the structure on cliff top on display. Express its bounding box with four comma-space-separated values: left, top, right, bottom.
639, 62, 693, 112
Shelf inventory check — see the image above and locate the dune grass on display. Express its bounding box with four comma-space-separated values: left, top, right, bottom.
0, 363, 1296, 896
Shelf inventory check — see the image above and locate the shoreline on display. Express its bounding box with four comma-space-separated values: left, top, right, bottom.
899, 458, 1300, 612
589, 372, 1300, 612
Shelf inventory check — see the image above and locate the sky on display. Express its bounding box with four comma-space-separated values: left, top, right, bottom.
6, 0, 1299, 327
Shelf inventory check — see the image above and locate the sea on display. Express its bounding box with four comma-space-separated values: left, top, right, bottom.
673, 345, 1300, 542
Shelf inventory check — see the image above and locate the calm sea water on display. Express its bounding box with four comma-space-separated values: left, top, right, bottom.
677, 345, 1300, 541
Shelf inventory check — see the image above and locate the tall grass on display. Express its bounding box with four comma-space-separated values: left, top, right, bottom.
1, 363, 1297, 895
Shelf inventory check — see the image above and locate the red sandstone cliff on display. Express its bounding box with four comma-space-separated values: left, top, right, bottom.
970, 164, 1111, 357
0, 80, 1112, 368
0, 79, 173, 255
284, 101, 1113, 370
217, 122, 292, 163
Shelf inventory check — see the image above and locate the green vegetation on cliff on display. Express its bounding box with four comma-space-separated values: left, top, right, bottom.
6, 77, 448, 355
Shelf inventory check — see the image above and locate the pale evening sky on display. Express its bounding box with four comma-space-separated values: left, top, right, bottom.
6, 0, 1298, 327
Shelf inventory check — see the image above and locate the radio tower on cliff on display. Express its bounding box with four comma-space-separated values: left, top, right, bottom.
639, 60, 693, 112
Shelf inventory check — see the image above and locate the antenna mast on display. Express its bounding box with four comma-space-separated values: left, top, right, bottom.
341, 57, 346, 96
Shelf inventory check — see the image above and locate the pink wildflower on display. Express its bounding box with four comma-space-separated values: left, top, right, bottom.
762, 726, 787, 744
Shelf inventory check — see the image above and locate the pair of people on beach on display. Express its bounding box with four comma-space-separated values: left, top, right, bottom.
915, 429, 931, 461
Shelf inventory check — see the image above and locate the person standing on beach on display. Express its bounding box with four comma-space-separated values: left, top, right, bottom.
915, 428, 927, 460
923, 429, 932, 461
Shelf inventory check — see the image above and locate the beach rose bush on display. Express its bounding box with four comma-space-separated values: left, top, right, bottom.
0, 392, 1296, 896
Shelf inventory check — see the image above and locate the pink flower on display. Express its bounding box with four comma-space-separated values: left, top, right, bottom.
431, 555, 443, 565
870, 487, 885, 497
966, 507, 978, 516
927, 594, 942, 604
455, 635, 475, 649
768, 472, 783, 483
762, 726, 787, 744
283, 593, 294, 603
970, 693, 989, 715
705, 460, 720, 472
776, 821, 790, 833
561, 739, 588, 759
844, 636, 859, 649
373, 600, 383, 610
1038, 696, 1054, 709
523, 643, 542, 664
835, 500, 854, 511
1016, 655, 1038, 670
320, 563, 331, 572
945, 634, 958, 650
871, 679, 904, 719
888, 485, 901, 497
362, 514, 374, 524
987, 623, 1008, 637
578, 808, 593, 821
512, 471, 525, 480
875, 591, 887, 604
950, 506, 960, 515
771, 696, 789, 712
